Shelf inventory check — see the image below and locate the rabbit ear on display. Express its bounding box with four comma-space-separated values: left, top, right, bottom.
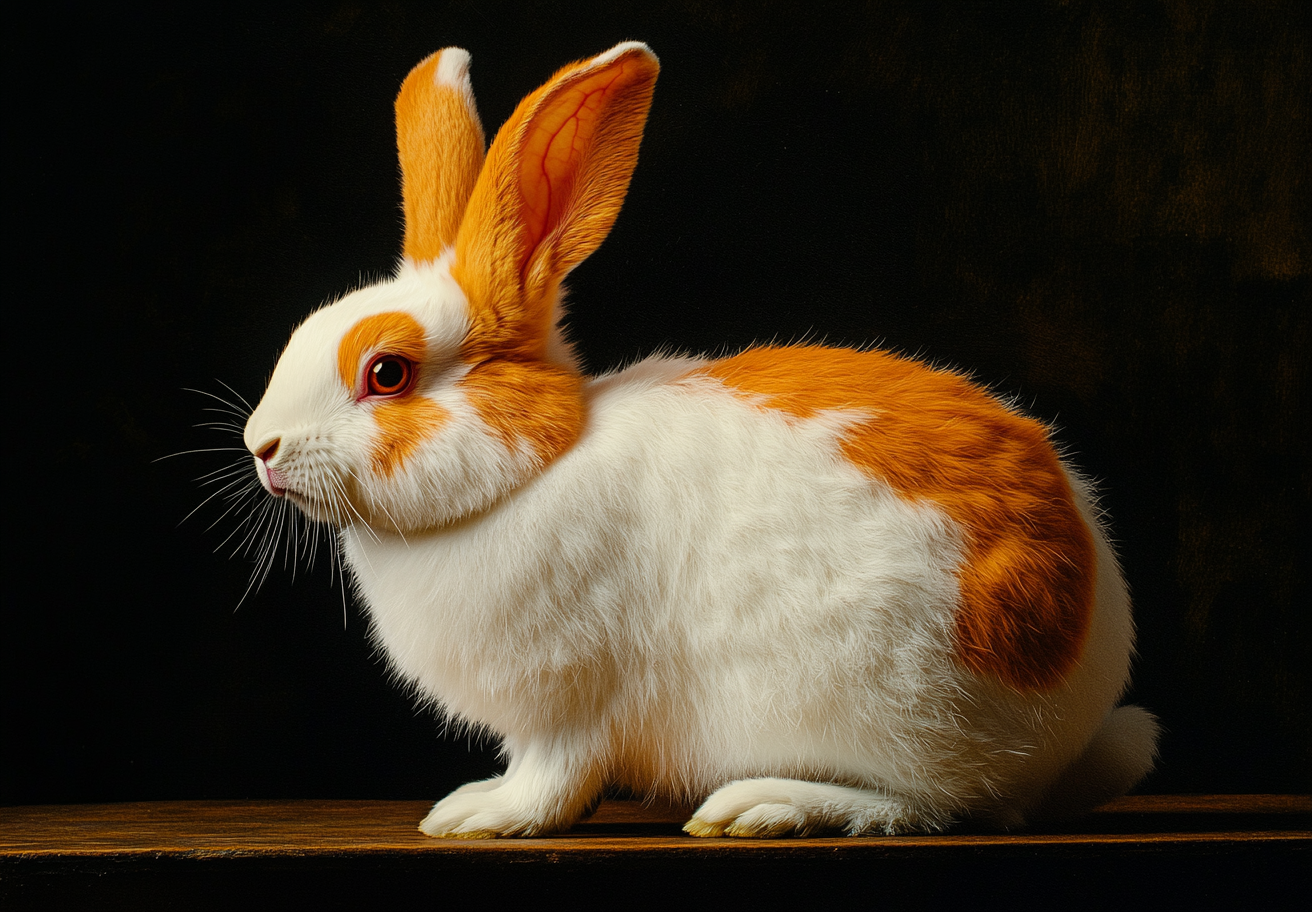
452, 42, 659, 359
396, 48, 487, 263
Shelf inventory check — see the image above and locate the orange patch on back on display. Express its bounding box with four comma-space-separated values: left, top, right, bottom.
339, 312, 447, 477
459, 360, 584, 465
702, 346, 1095, 691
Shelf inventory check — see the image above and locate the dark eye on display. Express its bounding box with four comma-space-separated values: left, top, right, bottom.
366, 355, 413, 397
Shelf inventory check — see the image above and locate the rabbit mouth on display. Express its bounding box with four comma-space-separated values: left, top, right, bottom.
258, 464, 312, 510
258, 465, 329, 519
284, 487, 320, 512
255, 458, 289, 497
282, 487, 342, 524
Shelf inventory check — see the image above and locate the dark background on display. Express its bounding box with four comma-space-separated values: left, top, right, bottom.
6, 1, 1308, 807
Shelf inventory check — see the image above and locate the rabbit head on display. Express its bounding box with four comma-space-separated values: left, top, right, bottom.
244, 43, 660, 533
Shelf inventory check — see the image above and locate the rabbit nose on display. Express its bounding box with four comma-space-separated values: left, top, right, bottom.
255, 438, 281, 463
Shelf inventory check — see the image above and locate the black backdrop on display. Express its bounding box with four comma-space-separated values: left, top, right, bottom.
6, 2, 1308, 807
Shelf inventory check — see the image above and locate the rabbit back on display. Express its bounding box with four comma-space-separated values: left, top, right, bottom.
347, 345, 1136, 825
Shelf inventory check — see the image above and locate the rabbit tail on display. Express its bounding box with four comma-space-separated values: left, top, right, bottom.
1028, 704, 1161, 823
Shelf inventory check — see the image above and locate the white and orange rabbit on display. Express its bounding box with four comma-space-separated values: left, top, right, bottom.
243, 42, 1158, 837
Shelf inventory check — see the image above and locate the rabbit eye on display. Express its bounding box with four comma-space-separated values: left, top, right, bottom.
366, 355, 413, 397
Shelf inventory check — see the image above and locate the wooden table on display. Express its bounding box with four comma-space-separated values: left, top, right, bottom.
3, 795, 1308, 909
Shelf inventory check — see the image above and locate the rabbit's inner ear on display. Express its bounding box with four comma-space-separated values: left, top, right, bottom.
397, 48, 486, 264
516, 60, 648, 266
451, 42, 659, 360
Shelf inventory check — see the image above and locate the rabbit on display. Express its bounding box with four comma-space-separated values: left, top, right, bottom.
242, 41, 1159, 838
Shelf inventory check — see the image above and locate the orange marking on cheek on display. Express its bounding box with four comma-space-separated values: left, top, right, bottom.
459, 359, 584, 464
370, 396, 449, 478
702, 346, 1095, 691
338, 312, 446, 477
338, 312, 428, 393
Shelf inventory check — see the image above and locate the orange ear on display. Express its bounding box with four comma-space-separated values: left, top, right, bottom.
452, 42, 659, 359
396, 48, 486, 263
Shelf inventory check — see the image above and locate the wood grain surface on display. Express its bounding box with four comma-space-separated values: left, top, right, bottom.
3, 796, 1307, 911
2, 794, 1308, 858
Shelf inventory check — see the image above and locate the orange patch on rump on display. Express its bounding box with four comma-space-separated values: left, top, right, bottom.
702, 346, 1095, 691
459, 359, 584, 466
338, 312, 449, 477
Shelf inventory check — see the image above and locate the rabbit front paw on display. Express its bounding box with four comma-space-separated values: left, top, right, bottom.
419, 770, 591, 838
419, 788, 549, 838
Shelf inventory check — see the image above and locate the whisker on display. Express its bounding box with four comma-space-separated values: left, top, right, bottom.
234, 518, 276, 612
248, 504, 285, 597
154, 447, 250, 462
323, 482, 353, 620
342, 523, 380, 578
185, 384, 251, 410
184, 388, 253, 425
262, 510, 291, 587
370, 493, 409, 546
299, 505, 319, 574
285, 506, 302, 581
198, 406, 251, 423
179, 473, 254, 527
224, 493, 277, 556
332, 474, 382, 544
216, 378, 256, 413
335, 532, 348, 630
199, 405, 249, 419
232, 498, 280, 612
206, 486, 267, 536
194, 460, 252, 485
341, 468, 401, 543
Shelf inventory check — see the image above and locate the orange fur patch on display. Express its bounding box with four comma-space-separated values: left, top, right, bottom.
702, 346, 1095, 691
338, 312, 448, 477
369, 397, 449, 478
337, 312, 429, 391
459, 360, 584, 465
443, 47, 654, 474
396, 49, 486, 263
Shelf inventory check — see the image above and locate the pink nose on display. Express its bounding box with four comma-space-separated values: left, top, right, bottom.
256, 438, 281, 463
254, 439, 286, 496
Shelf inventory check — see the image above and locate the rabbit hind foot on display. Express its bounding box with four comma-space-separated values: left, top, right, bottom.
685, 777, 933, 837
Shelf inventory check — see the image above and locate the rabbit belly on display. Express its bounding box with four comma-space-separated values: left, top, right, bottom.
344, 359, 1132, 828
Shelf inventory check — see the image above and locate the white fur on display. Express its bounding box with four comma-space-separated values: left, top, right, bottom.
246, 260, 1155, 834
434, 48, 472, 91
339, 355, 1148, 835
243, 44, 1156, 837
